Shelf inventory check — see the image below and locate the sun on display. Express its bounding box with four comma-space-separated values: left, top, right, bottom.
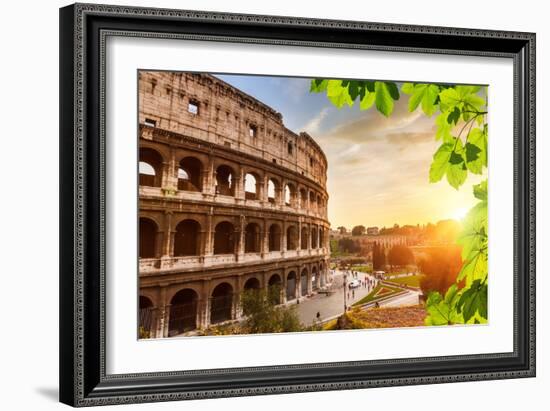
451, 206, 469, 221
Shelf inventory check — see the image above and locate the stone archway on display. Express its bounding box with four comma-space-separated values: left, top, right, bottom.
139, 217, 158, 258
168, 288, 198, 336
214, 221, 235, 254
210, 283, 234, 324
300, 268, 308, 296
174, 219, 200, 256
268, 274, 282, 305
286, 271, 297, 300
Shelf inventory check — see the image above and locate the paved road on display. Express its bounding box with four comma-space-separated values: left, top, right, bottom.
296, 270, 376, 325
379, 289, 421, 308
295, 270, 421, 325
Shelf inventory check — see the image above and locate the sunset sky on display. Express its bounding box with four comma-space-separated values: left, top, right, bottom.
217, 74, 486, 229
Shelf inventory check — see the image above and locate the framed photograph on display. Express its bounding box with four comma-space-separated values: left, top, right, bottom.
59, 3, 536, 407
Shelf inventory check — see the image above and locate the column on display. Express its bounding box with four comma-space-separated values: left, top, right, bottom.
237, 215, 245, 258
298, 220, 302, 255
257, 174, 265, 201
234, 277, 242, 319
235, 167, 244, 201
154, 230, 163, 259
261, 176, 269, 203
204, 212, 214, 256
262, 219, 269, 256
162, 211, 173, 258
159, 286, 170, 338
277, 185, 285, 207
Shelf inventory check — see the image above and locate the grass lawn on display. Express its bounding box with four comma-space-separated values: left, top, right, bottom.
352, 265, 372, 273
385, 274, 423, 288
352, 284, 403, 306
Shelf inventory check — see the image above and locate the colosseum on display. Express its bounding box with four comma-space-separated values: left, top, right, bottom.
138, 71, 331, 338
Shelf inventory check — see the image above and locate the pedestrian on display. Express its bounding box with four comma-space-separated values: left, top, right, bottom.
352, 289, 355, 299
316, 311, 321, 321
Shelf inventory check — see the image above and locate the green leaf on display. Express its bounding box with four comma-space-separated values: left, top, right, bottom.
348, 81, 360, 101
359, 90, 375, 110
385, 82, 400, 101
429, 138, 467, 188
408, 84, 440, 116
446, 161, 468, 189
429, 142, 454, 183
439, 88, 464, 112
310, 79, 328, 93
464, 143, 483, 174
468, 127, 488, 167
439, 85, 485, 114
473, 179, 488, 201
326, 80, 353, 108
401, 82, 415, 94
374, 81, 398, 117
457, 242, 488, 284
457, 280, 488, 322
435, 111, 453, 142
448, 107, 461, 125
458, 200, 488, 263
424, 285, 464, 326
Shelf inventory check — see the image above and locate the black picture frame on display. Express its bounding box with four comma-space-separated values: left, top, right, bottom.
59, 3, 536, 407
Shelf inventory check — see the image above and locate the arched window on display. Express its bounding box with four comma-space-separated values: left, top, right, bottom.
268, 274, 282, 305
215, 165, 235, 196
210, 283, 233, 323
268, 224, 281, 251
284, 184, 295, 207
169, 289, 198, 335
311, 227, 318, 249
286, 272, 297, 300
139, 296, 156, 337
309, 191, 316, 211
300, 188, 307, 208
214, 222, 235, 254
300, 269, 308, 296
311, 267, 319, 291
244, 277, 261, 291
245, 223, 261, 253
244, 173, 259, 200
319, 227, 325, 249
139, 217, 158, 258
174, 220, 200, 256
317, 194, 322, 213
267, 178, 279, 204
301, 226, 309, 250
178, 157, 202, 192
286, 226, 298, 250
139, 148, 163, 187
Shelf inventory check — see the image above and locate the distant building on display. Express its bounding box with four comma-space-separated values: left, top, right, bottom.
367, 226, 379, 235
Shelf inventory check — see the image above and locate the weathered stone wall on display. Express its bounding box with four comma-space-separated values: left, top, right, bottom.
138, 71, 328, 187
138, 71, 331, 338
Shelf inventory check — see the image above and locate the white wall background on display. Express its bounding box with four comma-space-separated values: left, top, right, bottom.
0, 0, 545, 409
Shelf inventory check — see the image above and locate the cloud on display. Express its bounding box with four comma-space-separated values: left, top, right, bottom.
384, 131, 434, 151
321, 98, 430, 146
302, 107, 330, 135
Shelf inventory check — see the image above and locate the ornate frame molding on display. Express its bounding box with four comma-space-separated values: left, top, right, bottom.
59, 3, 535, 407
